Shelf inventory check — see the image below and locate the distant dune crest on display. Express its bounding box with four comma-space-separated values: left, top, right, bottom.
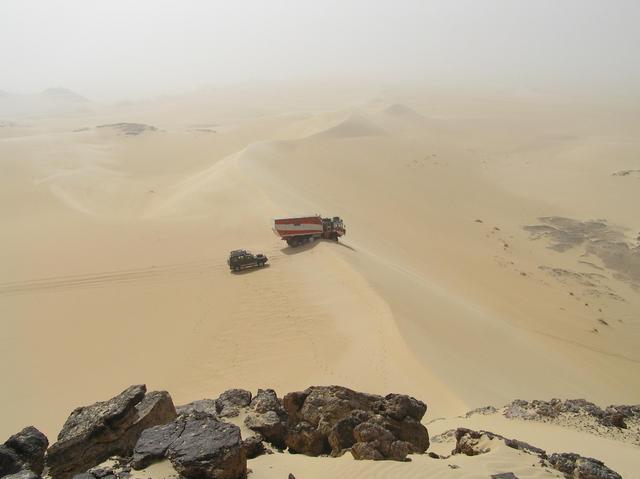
382, 103, 425, 120
309, 111, 386, 139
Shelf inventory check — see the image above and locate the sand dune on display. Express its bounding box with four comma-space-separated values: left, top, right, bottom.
307, 111, 386, 140
1, 88, 639, 476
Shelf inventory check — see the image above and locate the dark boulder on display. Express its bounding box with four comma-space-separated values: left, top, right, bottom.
282, 386, 428, 460
327, 413, 368, 454
46, 385, 177, 479
351, 421, 411, 461
286, 422, 327, 456
166, 417, 245, 479
132, 412, 247, 478
241, 435, 267, 459
249, 389, 282, 414
549, 453, 622, 479
0, 445, 23, 476
244, 390, 288, 448
216, 390, 252, 418
132, 420, 185, 469
5, 427, 48, 475
383, 394, 427, 421
244, 411, 287, 450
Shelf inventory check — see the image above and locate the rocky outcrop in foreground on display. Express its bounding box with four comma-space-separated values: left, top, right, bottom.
46, 385, 176, 479
0, 387, 628, 479
453, 428, 622, 479
281, 386, 428, 460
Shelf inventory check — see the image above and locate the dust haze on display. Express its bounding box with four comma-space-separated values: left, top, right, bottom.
2, 0, 639, 102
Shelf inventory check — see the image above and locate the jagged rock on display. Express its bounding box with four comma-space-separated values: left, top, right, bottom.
166, 417, 245, 479
71, 474, 94, 479
549, 453, 621, 479
327, 413, 368, 454
133, 412, 247, 477
132, 420, 185, 469
46, 385, 177, 479
241, 435, 266, 459
249, 389, 282, 414
244, 411, 288, 449
350, 441, 384, 460
0, 445, 24, 476
216, 389, 252, 418
176, 399, 218, 418
453, 429, 545, 457
5, 427, 48, 475
383, 394, 427, 421
351, 421, 411, 461
282, 386, 428, 460
244, 390, 288, 448
453, 428, 492, 456
286, 422, 326, 456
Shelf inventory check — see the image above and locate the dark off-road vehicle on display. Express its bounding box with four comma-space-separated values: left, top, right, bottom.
228, 250, 268, 272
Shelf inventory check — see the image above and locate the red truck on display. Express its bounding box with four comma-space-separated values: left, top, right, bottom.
273, 215, 346, 247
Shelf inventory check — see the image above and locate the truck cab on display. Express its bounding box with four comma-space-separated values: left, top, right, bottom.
228, 250, 268, 272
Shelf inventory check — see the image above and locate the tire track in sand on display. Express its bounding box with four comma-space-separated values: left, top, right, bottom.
0, 246, 287, 296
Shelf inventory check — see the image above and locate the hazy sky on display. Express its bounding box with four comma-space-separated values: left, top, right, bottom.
1, 0, 639, 100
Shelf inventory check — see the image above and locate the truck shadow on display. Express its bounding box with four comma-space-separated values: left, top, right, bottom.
230, 264, 271, 275
280, 239, 356, 255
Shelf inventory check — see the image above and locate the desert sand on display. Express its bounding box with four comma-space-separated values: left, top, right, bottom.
1, 85, 639, 477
